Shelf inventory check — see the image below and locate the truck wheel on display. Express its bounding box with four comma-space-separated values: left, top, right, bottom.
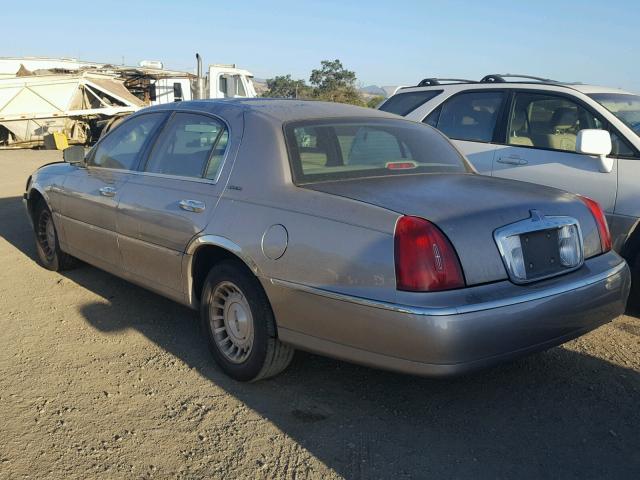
34, 200, 77, 271
200, 259, 294, 381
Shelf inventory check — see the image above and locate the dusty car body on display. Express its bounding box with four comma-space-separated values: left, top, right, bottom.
24, 99, 630, 381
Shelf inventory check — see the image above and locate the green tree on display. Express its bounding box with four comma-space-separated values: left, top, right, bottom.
309, 59, 365, 106
263, 60, 366, 106
309, 59, 356, 92
262, 75, 310, 99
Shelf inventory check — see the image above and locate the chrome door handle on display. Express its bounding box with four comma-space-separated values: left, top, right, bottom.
497, 155, 528, 166
99, 186, 116, 197
179, 199, 206, 213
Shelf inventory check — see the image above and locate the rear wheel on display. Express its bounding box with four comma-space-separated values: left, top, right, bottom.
200, 260, 294, 381
34, 200, 76, 271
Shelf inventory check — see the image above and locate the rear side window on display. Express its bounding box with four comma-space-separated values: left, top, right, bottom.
378, 90, 442, 116
285, 118, 469, 184
425, 91, 505, 143
90, 113, 165, 170
144, 112, 228, 180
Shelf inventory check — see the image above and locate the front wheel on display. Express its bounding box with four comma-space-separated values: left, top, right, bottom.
33, 200, 77, 271
200, 260, 294, 381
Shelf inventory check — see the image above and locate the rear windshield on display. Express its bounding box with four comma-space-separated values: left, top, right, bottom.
378, 90, 442, 116
284, 117, 469, 184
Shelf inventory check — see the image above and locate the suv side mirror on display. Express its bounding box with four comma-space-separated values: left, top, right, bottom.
63, 145, 86, 165
576, 129, 613, 173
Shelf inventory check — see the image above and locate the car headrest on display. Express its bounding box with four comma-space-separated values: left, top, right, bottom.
551, 107, 578, 128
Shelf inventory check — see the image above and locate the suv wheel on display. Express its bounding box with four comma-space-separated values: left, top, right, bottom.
200, 259, 294, 381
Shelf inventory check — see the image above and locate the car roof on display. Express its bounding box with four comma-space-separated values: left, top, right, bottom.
396, 82, 637, 96
567, 84, 636, 95
144, 98, 400, 123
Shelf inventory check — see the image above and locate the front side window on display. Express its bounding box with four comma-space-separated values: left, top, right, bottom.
378, 90, 442, 116
235, 76, 247, 97
425, 91, 505, 142
507, 93, 603, 152
90, 113, 165, 170
589, 93, 640, 136
285, 118, 469, 183
144, 112, 228, 180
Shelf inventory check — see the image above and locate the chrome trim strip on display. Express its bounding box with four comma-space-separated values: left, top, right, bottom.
269, 261, 627, 317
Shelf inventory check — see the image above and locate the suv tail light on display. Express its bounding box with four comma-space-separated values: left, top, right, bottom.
578, 195, 612, 253
394, 216, 465, 292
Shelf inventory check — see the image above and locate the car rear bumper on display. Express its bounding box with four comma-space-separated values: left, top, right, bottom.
266, 252, 630, 376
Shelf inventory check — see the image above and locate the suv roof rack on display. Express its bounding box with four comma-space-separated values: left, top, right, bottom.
403, 74, 579, 91
416, 78, 478, 87
480, 73, 563, 84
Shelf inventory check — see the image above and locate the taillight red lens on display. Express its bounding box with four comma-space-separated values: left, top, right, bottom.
579, 195, 612, 253
394, 215, 465, 292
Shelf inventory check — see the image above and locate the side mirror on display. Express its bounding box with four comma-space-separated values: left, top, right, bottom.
62, 145, 86, 165
576, 129, 613, 173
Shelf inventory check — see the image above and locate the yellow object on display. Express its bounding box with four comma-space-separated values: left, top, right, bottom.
52, 131, 69, 150
43, 132, 69, 150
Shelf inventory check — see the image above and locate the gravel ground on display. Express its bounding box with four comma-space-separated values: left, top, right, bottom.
1, 150, 639, 479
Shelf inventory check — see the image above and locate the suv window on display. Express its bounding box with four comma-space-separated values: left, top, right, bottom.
90, 113, 165, 170
424, 91, 505, 142
507, 92, 603, 152
144, 112, 228, 180
378, 90, 442, 116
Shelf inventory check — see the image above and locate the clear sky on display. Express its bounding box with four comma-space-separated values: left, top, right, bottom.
3, 0, 639, 92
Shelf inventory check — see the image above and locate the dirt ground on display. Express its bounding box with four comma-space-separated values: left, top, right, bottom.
1, 150, 639, 479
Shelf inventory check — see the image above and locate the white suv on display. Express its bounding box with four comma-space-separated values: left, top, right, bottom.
380, 74, 640, 293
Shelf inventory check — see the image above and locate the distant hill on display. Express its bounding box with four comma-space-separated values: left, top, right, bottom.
359, 85, 386, 96
252, 78, 268, 95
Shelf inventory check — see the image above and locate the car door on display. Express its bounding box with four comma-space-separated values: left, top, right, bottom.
116, 112, 231, 300
59, 112, 167, 272
491, 91, 617, 213
423, 90, 507, 174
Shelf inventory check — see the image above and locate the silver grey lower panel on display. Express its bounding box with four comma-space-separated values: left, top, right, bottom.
267, 255, 630, 376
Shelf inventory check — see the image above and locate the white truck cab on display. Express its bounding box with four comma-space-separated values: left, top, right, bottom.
206, 64, 256, 99
147, 63, 256, 105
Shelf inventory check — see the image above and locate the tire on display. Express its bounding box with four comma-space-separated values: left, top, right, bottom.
626, 253, 640, 315
33, 200, 77, 271
200, 259, 294, 381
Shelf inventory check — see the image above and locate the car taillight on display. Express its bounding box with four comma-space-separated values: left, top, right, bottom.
578, 195, 611, 253
394, 215, 465, 292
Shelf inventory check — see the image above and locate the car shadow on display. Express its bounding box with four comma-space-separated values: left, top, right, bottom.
2, 194, 640, 478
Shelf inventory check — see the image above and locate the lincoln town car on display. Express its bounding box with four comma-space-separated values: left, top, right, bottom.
24, 99, 630, 381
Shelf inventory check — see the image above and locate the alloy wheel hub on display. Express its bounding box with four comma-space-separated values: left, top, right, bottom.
210, 281, 254, 364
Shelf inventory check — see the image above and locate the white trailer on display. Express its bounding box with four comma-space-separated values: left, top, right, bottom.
0, 55, 257, 147
0, 72, 143, 148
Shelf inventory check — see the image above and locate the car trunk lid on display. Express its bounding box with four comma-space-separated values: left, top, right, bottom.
304, 173, 599, 286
